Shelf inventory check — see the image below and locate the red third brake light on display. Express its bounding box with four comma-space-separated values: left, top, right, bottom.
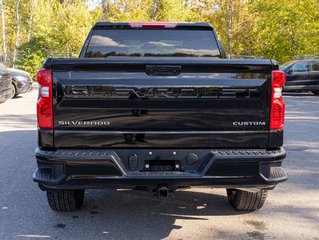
128, 22, 178, 28
37, 69, 53, 129
270, 70, 286, 130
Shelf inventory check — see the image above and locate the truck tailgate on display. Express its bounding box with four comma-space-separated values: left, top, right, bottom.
48, 58, 276, 149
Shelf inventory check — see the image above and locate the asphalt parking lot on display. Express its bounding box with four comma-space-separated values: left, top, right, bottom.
0, 89, 318, 240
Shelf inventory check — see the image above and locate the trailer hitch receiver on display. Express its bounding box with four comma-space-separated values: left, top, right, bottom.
154, 186, 174, 198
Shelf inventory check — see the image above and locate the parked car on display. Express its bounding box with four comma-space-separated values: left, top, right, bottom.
280, 60, 319, 94
0, 63, 13, 103
7, 68, 33, 98
33, 22, 287, 212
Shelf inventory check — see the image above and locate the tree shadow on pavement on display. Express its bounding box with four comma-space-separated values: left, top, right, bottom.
65, 188, 242, 240
283, 91, 318, 97
0, 114, 36, 129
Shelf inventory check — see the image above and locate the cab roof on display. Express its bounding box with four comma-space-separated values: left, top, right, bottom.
93, 22, 214, 30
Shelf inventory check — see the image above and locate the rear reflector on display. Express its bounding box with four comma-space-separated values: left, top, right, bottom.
37, 69, 53, 129
270, 99, 285, 130
270, 70, 286, 130
129, 22, 178, 28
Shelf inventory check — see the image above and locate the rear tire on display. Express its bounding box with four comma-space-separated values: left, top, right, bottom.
226, 189, 268, 211
312, 91, 319, 95
10, 83, 18, 98
46, 189, 85, 212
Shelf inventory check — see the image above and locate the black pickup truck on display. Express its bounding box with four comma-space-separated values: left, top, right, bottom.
33, 22, 287, 212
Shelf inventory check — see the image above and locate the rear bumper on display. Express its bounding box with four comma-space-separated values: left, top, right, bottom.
33, 148, 287, 190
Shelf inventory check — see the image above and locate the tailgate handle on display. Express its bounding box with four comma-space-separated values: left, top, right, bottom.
145, 65, 181, 76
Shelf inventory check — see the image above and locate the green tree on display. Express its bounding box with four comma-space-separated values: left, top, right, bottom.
249, 0, 319, 62
188, 0, 256, 57
15, 36, 47, 78
155, 0, 192, 21
105, 0, 154, 21
14, 0, 100, 77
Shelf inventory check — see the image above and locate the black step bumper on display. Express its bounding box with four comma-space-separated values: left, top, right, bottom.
33, 148, 287, 190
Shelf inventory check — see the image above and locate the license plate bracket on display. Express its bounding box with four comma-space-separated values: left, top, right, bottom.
144, 160, 181, 171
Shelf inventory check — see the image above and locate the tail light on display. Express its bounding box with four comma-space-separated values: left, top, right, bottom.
270, 70, 286, 130
37, 69, 53, 129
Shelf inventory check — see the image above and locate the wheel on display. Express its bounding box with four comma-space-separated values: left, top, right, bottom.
46, 189, 85, 212
10, 83, 18, 98
226, 189, 268, 211
312, 91, 319, 95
